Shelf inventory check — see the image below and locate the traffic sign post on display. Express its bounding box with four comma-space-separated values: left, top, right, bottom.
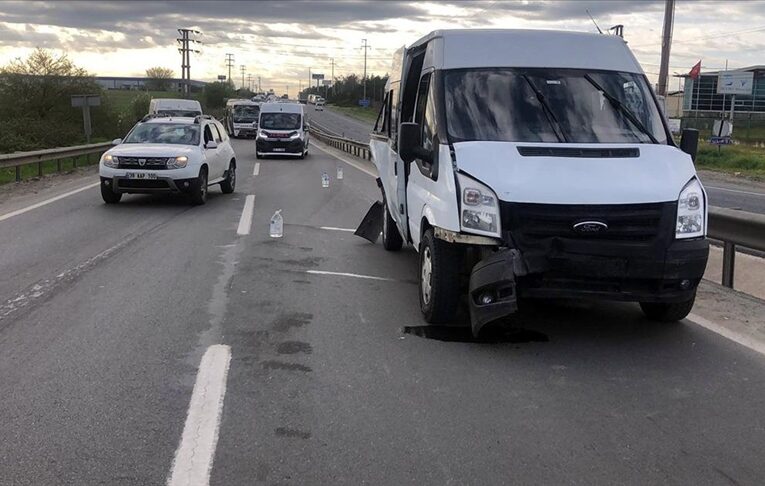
358, 99, 370, 108
71, 94, 101, 144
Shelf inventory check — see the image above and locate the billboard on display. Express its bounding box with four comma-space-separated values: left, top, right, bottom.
311, 73, 324, 80
717, 71, 754, 95
321, 80, 332, 86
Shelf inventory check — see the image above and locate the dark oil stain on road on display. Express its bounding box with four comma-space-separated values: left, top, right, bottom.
277, 341, 313, 355
402, 325, 549, 344
279, 256, 324, 268
262, 360, 312, 372
272, 312, 313, 332
275, 427, 312, 439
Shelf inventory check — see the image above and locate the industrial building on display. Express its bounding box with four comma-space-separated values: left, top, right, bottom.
682, 65, 765, 117
94, 76, 207, 92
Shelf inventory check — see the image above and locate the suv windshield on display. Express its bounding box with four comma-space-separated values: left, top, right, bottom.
260, 113, 301, 130
445, 68, 668, 144
234, 105, 260, 122
124, 123, 200, 145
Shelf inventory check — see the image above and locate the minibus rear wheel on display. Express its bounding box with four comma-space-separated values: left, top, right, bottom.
382, 197, 403, 251
639, 295, 696, 322
419, 228, 460, 323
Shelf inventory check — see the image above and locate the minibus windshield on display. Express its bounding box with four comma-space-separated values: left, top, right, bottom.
445, 68, 668, 144
234, 105, 260, 122
260, 113, 301, 130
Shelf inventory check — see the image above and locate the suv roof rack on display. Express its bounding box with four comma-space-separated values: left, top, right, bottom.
193, 114, 215, 124
140, 113, 167, 122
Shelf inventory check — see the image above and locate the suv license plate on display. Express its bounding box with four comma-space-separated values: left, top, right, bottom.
273, 148, 286, 152
127, 172, 158, 180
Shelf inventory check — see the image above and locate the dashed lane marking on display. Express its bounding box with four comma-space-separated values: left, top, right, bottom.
167, 344, 232, 486
320, 226, 356, 232
0, 182, 100, 223
236, 195, 255, 235
252, 162, 260, 176
306, 270, 396, 282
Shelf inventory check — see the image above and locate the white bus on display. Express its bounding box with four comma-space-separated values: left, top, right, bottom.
224, 99, 261, 138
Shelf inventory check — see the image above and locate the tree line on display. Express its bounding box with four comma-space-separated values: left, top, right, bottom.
301, 73, 389, 109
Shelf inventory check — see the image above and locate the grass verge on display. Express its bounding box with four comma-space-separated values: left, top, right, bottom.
328, 104, 379, 124
695, 142, 765, 180
0, 152, 105, 186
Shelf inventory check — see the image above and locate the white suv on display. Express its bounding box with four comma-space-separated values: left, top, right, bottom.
99, 115, 237, 205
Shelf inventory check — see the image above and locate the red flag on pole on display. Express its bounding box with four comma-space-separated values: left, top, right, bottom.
689, 60, 701, 80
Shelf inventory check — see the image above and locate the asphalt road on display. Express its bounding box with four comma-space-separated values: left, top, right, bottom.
0, 137, 764, 485
306, 104, 765, 214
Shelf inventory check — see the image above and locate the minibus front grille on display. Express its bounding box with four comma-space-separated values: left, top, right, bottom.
517, 147, 640, 158
501, 202, 673, 244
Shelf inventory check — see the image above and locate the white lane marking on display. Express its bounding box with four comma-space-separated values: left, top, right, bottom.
236, 195, 255, 235
252, 162, 260, 176
687, 313, 765, 357
0, 181, 99, 223
306, 270, 396, 281
167, 344, 232, 486
705, 186, 765, 197
320, 226, 356, 232
309, 141, 377, 178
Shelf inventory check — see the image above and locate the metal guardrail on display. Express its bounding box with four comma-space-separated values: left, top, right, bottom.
708, 207, 765, 289
0, 142, 113, 182
309, 124, 371, 161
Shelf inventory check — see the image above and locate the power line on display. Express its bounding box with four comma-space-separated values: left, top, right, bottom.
361, 38, 371, 101
240, 64, 246, 89
225, 53, 234, 85
177, 28, 200, 97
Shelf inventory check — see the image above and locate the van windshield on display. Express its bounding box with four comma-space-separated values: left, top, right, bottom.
233, 105, 260, 122
444, 68, 668, 144
260, 113, 301, 130
124, 123, 200, 145
157, 110, 202, 117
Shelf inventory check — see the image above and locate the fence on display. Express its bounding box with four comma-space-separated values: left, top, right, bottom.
0, 142, 113, 183
309, 122, 371, 160
708, 207, 765, 289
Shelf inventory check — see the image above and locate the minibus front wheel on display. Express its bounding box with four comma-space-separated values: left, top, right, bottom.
419, 228, 461, 323
639, 294, 696, 322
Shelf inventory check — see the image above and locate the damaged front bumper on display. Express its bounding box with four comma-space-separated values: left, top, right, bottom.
468, 238, 709, 336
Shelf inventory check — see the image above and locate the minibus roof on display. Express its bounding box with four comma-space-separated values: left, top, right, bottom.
409, 29, 643, 74
260, 102, 303, 114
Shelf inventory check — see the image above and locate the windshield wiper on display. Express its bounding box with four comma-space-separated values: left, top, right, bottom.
583, 74, 659, 144
521, 75, 568, 143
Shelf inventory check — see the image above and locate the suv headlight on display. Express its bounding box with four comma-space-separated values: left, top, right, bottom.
457, 172, 501, 237
676, 178, 706, 239
101, 154, 118, 168
167, 156, 189, 169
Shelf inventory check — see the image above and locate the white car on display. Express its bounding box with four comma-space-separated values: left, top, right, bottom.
99, 115, 237, 205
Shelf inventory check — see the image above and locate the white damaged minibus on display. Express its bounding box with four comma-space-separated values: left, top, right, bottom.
360, 29, 708, 336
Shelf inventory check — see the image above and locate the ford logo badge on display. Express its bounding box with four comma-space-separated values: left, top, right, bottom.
573, 221, 608, 233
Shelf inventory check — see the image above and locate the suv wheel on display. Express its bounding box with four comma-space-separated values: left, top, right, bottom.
190, 168, 208, 205
640, 294, 696, 322
419, 228, 461, 324
101, 183, 122, 204
220, 161, 236, 194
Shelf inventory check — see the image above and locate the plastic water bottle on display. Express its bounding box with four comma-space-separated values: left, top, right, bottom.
337, 166, 344, 180
269, 209, 283, 238
322, 172, 330, 188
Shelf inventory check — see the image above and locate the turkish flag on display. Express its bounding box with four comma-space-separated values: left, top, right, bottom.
689, 60, 701, 80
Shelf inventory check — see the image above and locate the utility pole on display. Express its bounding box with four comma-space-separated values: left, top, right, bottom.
361, 39, 371, 102
177, 29, 200, 97
258, 76, 261, 93
247, 74, 253, 92
308, 68, 312, 93
225, 53, 235, 86
240, 65, 246, 90
657, 0, 675, 96
330, 57, 335, 96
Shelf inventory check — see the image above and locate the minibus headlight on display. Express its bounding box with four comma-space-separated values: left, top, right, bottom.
676, 178, 705, 239
457, 172, 501, 237
102, 154, 118, 168
257, 131, 267, 139
167, 156, 188, 169
289, 131, 300, 139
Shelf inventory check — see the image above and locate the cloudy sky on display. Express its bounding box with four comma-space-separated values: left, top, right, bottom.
0, 0, 763, 95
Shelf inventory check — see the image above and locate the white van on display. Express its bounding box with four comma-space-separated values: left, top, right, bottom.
149, 98, 203, 117
363, 29, 708, 336
256, 103, 309, 159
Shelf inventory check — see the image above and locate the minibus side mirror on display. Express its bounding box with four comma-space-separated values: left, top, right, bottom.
680, 128, 699, 162
398, 122, 432, 164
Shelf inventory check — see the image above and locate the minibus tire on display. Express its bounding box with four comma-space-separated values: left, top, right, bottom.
382, 197, 403, 251
419, 228, 460, 323
639, 295, 696, 322
101, 184, 122, 204
190, 168, 208, 206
